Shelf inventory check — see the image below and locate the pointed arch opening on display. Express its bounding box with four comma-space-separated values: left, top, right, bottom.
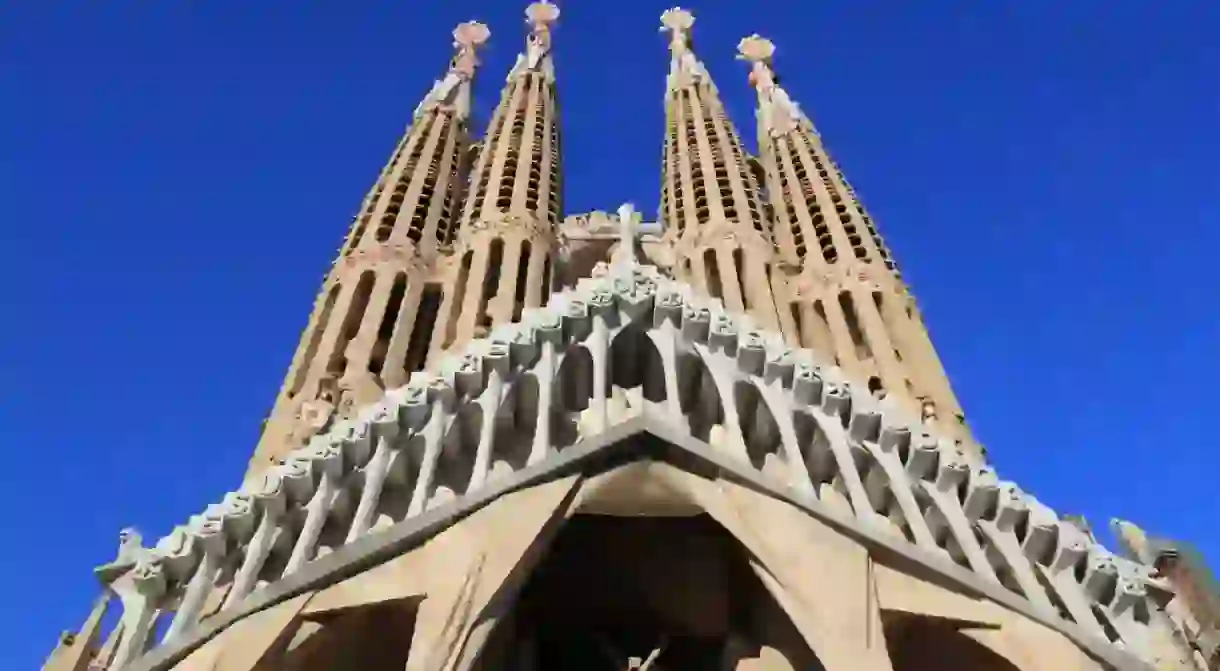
489, 512, 826, 670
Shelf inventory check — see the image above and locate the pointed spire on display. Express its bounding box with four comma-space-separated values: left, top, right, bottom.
509, 1, 560, 80
414, 20, 490, 121
660, 7, 712, 90
737, 35, 804, 137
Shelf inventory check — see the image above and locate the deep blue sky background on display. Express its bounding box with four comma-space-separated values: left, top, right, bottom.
2, 0, 1218, 666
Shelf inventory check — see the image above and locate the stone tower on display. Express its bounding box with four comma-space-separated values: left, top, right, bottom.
247, 20, 492, 476
736, 34, 975, 458
659, 8, 781, 331
428, 1, 563, 357
48, 7, 1207, 671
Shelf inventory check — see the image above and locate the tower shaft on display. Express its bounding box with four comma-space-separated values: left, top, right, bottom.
246, 23, 489, 476
739, 35, 973, 454
430, 2, 563, 355
659, 9, 780, 330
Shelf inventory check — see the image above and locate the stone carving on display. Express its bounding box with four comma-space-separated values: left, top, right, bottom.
659, 7, 709, 86
414, 21, 489, 120
104, 243, 1173, 671
737, 34, 802, 137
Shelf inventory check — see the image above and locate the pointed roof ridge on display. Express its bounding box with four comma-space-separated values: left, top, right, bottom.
412, 20, 490, 122
737, 34, 809, 137
659, 7, 716, 93
507, 1, 560, 81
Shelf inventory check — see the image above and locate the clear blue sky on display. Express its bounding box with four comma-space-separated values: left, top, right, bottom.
2, 1, 1217, 666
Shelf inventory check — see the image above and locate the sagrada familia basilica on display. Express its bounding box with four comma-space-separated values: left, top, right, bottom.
42, 4, 1218, 670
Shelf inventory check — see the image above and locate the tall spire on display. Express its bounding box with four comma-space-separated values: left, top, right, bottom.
658, 8, 781, 329
740, 35, 976, 457
430, 1, 564, 355
246, 22, 489, 476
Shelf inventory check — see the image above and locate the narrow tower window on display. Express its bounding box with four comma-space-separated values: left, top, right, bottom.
368, 273, 408, 378
541, 254, 553, 302
732, 248, 749, 310
513, 241, 532, 320
443, 252, 474, 348
788, 302, 805, 347
703, 249, 723, 300
405, 284, 443, 376
326, 271, 377, 379
838, 291, 872, 360
288, 284, 340, 398
477, 239, 504, 330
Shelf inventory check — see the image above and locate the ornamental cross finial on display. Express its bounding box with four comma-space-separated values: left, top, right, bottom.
450, 21, 490, 79
524, 1, 560, 69
615, 202, 640, 269
736, 34, 802, 136
659, 8, 695, 58
737, 34, 776, 89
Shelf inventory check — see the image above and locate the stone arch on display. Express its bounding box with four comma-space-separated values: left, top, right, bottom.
884, 615, 1024, 671
499, 513, 827, 670
733, 381, 783, 476
678, 351, 725, 443
608, 324, 667, 405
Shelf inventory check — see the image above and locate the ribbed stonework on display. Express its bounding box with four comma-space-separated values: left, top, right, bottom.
428, 1, 563, 356
659, 8, 781, 330
246, 22, 490, 476
738, 35, 975, 457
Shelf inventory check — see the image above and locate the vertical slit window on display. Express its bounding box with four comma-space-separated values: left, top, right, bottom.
405, 284, 443, 376
789, 302, 804, 347
369, 273, 408, 377
703, 249, 722, 300
288, 284, 340, 397
732, 248, 749, 309
327, 271, 377, 379
838, 291, 872, 360
477, 239, 504, 329
513, 241, 532, 320
443, 252, 474, 348
541, 254, 553, 303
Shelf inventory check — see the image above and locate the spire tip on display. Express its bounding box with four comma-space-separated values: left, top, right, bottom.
453, 21, 490, 48
737, 34, 775, 63
660, 7, 695, 33
526, 1, 560, 28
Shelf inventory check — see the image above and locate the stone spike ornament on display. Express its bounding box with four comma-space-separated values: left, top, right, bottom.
44, 8, 1205, 671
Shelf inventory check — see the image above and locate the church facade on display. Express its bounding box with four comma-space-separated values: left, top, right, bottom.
43, 5, 1210, 670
